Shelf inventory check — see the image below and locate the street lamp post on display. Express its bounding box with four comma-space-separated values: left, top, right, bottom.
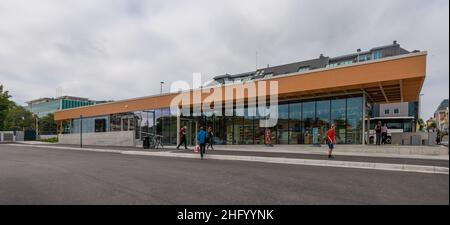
80, 115, 83, 148
159, 81, 164, 142
419, 93, 424, 119
35, 114, 39, 138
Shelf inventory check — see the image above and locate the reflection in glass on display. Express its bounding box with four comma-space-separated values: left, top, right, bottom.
277, 104, 289, 144
346, 97, 363, 144
316, 100, 330, 144
233, 107, 243, 144
302, 101, 315, 144
243, 106, 255, 144
289, 103, 302, 144
331, 99, 346, 144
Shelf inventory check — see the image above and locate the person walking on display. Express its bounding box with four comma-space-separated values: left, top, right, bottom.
375, 121, 382, 145
381, 123, 388, 144
206, 126, 214, 150
197, 127, 207, 160
436, 129, 442, 145
176, 126, 188, 150
327, 124, 336, 159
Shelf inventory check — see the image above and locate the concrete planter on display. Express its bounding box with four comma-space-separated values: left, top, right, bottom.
58, 131, 136, 147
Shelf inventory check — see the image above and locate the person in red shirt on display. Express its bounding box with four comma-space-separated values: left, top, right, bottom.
176, 126, 188, 150
327, 124, 336, 159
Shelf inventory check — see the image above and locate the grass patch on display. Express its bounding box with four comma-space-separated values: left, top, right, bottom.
36, 137, 58, 143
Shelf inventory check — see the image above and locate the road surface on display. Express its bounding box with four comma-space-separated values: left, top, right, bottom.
0, 144, 448, 204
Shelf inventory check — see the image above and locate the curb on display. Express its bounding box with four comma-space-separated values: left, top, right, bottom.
162, 146, 449, 161
6, 144, 449, 175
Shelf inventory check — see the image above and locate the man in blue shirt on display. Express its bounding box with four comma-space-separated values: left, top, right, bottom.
197, 127, 207, 160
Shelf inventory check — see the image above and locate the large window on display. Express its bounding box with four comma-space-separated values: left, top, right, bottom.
277, 104, 289, 144
225, 116, 234, 144
289, 103, 302, 144
122, 117, 129, 131
302, 101, 315, 145
346, 97, 363, 144
213, 115, 227, 145
358, 54, 370, 62
372, 50, 383, 60
331, 99, 346, 144
71, 116, 109, 133
254, 106, 266, 145
316, 100, 330, 144
161, 108, 171, 144
110, 114, 121, 131
243, 107, 256, 144
95, 119, 106, 132
233, 108, 243, 144
298, 66, 310, 72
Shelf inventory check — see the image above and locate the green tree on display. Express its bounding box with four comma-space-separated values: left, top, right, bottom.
38, 113, 58, 135
426, 118, 437, 132
417, 118, 425, 131
3, 104, 35, 131
0, 85, 13, 130
1, 84, 36, 131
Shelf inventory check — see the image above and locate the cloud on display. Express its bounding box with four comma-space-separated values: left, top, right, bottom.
0, 0, 448, 119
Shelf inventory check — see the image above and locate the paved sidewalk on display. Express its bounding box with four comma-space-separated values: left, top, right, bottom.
15, 141, 449, 160
7, 143, 449, 175
164, 144, 449, 160
171, 149, 449, 167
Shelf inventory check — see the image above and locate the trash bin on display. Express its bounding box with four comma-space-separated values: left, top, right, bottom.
143, 136, 150, 149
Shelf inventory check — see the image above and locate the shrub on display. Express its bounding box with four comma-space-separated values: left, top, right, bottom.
36, 137, 58, 143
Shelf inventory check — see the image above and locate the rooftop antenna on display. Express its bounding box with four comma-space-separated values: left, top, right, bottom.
255, 51, 258, 71
55, 87, 63, 98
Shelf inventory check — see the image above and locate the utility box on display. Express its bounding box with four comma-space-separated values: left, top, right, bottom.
428, 132, 437, 146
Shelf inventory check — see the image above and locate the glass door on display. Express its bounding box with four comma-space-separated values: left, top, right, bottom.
180, 119, 197, 146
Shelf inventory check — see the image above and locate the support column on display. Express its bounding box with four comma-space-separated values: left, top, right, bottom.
362, 92, 366, 145
177, 107, 180, 146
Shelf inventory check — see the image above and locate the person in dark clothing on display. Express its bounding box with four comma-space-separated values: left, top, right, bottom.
375, 121, 382, 145
197, 127, 207, 160
206, 126, 214, 150
436, 129, 442, 145
176, 126, 188, 150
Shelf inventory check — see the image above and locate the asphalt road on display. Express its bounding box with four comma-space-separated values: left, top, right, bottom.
0, 144, 448, 204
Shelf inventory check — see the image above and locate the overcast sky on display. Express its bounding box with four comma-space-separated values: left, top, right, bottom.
0, 0, 448, 119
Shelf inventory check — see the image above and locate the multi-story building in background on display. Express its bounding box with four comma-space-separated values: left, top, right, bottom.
434, 99, 449, 133
26, 96, 107, 118
370, 102, 418, 132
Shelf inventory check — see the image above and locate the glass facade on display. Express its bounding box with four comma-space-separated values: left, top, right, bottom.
68, 95, 364, 145
29, 100, 61, 118
62, 99, 93, 110
372, 50, 383, 60
29, 99, 94, 118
